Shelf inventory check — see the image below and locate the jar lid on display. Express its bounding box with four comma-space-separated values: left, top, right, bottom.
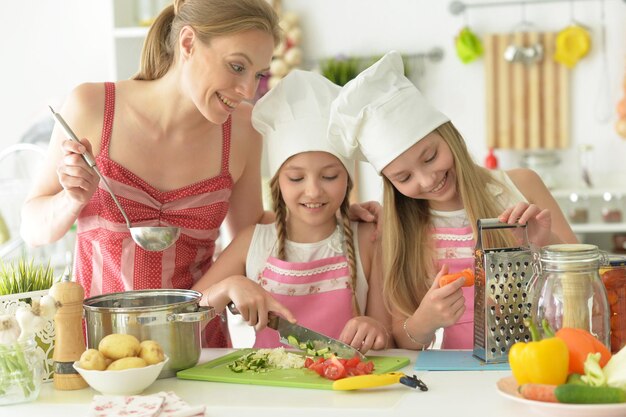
541, 243, 600, 263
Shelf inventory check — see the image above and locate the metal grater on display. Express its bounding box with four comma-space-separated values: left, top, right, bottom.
473, 219, 534, 363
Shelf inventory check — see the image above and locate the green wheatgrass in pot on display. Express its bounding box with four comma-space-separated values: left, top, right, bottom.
0, 259, 57, 296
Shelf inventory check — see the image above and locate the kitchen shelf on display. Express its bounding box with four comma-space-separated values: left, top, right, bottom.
551, 188, 626, 199
570, 223, 626, 234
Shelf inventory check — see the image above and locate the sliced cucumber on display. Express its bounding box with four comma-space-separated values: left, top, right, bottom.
287, 335, 299, 347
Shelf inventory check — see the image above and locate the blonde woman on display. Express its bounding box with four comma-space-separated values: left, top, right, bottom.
329, 51, 577, 350
192, 70, 390, 353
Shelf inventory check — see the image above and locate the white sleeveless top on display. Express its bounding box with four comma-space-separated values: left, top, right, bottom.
245, 222, 369, 311
430, 170, 527, 259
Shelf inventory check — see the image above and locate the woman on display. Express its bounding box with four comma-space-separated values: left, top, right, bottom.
21, 0, 280, 346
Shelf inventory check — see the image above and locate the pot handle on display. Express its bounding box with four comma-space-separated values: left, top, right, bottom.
167, 306, 215, 323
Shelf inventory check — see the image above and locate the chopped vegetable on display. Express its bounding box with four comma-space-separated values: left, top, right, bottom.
439, 269, 474, 287
285, 335, 339, 358
305, 354, 374, 381
227, 348, 306, 373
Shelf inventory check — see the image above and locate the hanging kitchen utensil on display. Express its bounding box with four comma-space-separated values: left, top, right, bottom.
502, 3, 543, 66
554, 1, 592, 69
49, 107, 181, 252
594, 0, 612, 123
456, 27, 483, 64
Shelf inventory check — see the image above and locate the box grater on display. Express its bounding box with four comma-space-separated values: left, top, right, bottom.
473, 218, 534, 363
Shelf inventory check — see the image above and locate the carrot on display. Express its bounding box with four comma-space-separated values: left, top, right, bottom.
555, 328, 612, 375
518, 383, 558, 403
439, 269, 475, 287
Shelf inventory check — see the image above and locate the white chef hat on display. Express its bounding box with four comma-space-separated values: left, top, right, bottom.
252, 70, 354, 179
328, 51, 450, 174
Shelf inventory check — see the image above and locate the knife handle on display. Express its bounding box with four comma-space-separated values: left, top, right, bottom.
226, 302, 279, 330
332, 372, 405, 391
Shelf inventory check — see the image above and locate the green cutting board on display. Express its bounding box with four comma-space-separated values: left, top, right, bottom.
177, 349, 410, 390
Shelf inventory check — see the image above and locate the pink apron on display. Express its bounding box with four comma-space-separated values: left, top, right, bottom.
433, 225, 475, 349
254, 254, 354, 348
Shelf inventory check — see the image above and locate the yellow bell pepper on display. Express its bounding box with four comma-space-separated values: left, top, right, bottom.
509, 321, 570, 386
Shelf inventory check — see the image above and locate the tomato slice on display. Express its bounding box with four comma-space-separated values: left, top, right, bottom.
323, 356, 347, 380
345, 356, 360, 368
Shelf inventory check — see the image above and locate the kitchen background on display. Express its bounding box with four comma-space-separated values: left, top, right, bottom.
1, 0, 625, 269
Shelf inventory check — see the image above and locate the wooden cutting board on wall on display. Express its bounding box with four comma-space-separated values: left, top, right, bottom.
483, 32, 570, 150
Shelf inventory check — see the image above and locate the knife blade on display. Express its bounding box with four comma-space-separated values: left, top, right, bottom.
267, 314, 366, 361
226, 302, 365, 360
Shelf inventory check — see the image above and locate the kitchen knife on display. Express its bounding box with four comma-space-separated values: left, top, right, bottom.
226, 302, 365, 360
267, 314, 366, 361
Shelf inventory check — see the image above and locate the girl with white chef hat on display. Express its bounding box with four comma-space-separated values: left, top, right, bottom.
193, 69, 390, 353
328, 51, 576, 350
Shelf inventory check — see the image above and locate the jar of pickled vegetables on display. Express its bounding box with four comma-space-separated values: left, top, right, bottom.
600, 256, 626, 353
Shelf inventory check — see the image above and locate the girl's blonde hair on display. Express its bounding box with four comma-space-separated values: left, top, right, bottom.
270, 167, 361, 316
382, 121, 517, 317
134, 0, 281, 81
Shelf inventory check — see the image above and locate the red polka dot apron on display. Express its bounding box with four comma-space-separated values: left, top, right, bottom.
74, 82, 232, 346
253, 254, 355, 348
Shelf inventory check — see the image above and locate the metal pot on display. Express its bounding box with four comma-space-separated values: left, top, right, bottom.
83, 289, 214, 378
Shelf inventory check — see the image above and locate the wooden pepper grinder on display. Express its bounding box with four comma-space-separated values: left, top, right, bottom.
49, 271, 88, 390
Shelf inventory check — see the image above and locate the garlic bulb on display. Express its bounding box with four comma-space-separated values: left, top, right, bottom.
13, 295, 58, 342
38, 295, 58, 320
0, 314, 20, 345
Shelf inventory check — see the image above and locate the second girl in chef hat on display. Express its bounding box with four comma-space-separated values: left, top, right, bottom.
193, 70, 390, 352
328, 51, 576, 350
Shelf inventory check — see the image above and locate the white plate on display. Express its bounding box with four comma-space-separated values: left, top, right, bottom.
496, 377, 626, 417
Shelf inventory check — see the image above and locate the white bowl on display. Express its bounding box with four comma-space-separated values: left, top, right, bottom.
73, 356, 169, 395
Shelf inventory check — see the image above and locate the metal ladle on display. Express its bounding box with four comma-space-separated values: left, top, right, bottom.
49, 106, 180, 252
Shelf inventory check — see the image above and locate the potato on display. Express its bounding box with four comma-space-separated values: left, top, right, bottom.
79, 348, 107, 371
138, 340, 165, 365
98, 333, 141, 360
106, 356, 147, 371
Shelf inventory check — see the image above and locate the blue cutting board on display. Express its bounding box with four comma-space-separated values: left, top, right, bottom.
177, 349, 410, 390
414, 349, 510, 371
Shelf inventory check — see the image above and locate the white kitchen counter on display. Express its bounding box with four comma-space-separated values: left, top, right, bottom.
2, 349, 531, 417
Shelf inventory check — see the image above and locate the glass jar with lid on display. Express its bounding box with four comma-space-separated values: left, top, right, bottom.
530, 244, 610, 347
